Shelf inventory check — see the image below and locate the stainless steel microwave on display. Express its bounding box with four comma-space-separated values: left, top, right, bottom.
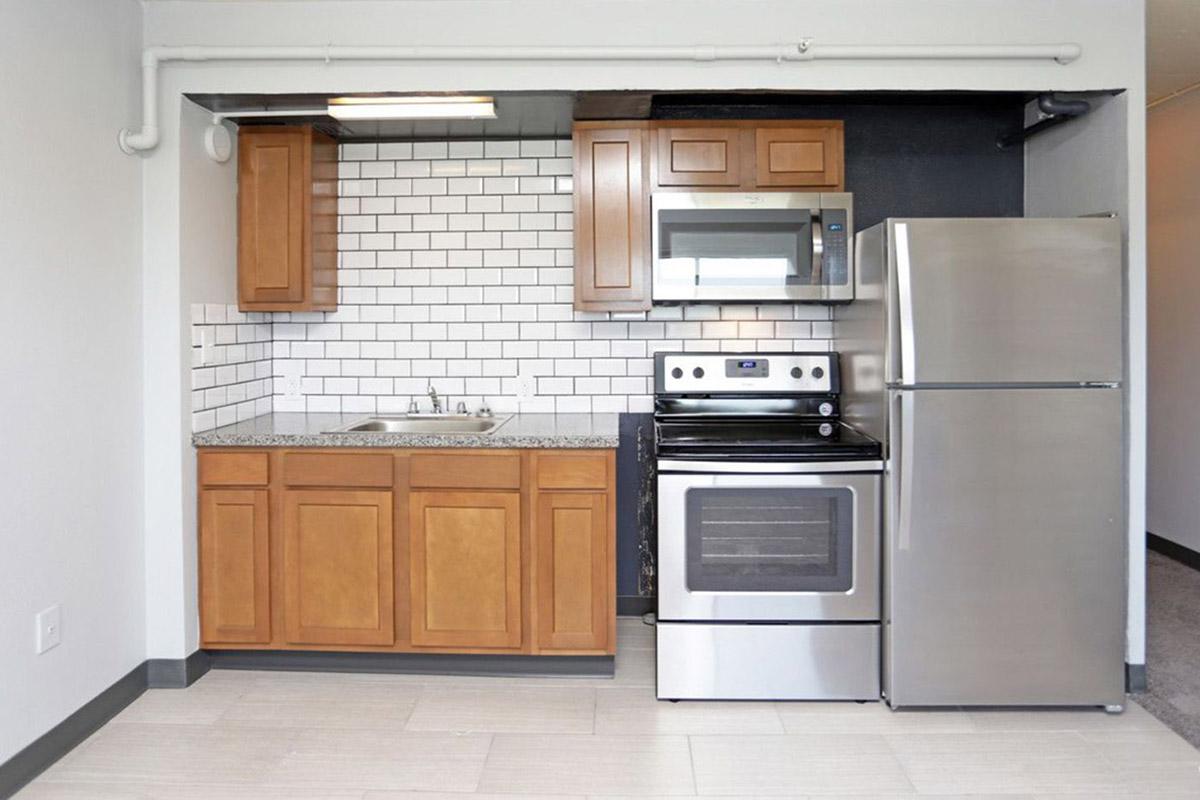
651, 192, 854, 304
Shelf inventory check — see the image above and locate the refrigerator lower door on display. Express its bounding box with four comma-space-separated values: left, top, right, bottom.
885, 387, 1125, 707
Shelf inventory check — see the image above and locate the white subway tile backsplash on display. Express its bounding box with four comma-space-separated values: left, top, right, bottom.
193, 138, 824, 420
190, 303, 273, 432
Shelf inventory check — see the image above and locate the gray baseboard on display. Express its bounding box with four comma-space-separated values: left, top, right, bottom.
0, 650, 213, 799
0, 662, 147, 800
1126, 662, 1147, 693
147, 650, 211, 688
1147, 531, 1200, 572
617, 595, 654, 617
206, 649, 615, 678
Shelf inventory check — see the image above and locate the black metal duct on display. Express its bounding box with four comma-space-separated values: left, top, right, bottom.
996, 92, 1091, 149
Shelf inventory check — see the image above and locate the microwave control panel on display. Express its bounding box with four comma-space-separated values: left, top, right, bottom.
821, 209, 850, 286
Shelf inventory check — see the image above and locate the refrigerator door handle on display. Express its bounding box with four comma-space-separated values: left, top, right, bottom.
894, 223, 916, 385
894, 391, 915, 552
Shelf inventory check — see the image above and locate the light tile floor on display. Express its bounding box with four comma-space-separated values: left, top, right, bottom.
16, 619, 1200, 798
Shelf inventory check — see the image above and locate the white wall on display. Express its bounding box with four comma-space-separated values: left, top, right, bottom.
1025, 89, 1146, 667
143, 98, 240, 659
0, 0, 145, 764
135, 0, 1148, 660
1147, 89, 1200, 553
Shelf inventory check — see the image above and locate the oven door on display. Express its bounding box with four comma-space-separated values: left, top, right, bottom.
651, 192, 853, 303
657, 467, 879, 621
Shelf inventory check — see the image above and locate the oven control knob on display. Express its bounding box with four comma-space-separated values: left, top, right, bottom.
671, 367, 683, 379
692, 367, 705, 379
819, 423, 834, 437
818, 402, 834, 417
811, 366, 825, 380
790, 366, 803, 379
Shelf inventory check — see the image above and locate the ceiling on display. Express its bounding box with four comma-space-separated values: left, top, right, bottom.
188, 90, 1034, 141
1148, 0, 1200, 103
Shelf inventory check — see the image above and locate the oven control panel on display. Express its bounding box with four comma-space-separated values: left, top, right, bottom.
656, 352, 838, 394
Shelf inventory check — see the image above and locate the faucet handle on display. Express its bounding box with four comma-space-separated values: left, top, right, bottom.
456, 401, 468, 415
407, 399, 419, 415
478, 398, 494, 418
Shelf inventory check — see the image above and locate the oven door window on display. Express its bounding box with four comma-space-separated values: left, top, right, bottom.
685, 487, 853, 593
657, 208, 821, 290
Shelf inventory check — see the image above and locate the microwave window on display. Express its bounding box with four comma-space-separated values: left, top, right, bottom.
658, 208, 814, 288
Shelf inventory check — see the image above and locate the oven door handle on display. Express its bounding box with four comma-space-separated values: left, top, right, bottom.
657, 459, 883, 474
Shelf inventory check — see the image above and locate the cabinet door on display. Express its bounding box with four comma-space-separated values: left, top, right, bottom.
536, 493, 609, 651
573, 126, 651, 311
410, 491, 522, 648
754, 124, 844, 189
656, 126, 742, 186
199, 489, 271, 644
238, 127, 307, 307
282, 489, 394, 646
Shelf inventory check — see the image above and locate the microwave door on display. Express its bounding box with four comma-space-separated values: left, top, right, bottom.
658, 208, 811, 296
651, 193, 854, 303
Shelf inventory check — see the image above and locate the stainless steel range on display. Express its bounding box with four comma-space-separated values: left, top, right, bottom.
654, 351, 883, 701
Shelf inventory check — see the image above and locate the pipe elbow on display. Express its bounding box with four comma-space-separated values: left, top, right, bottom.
1037, 92, 1090, 118
118, 126, 160, 155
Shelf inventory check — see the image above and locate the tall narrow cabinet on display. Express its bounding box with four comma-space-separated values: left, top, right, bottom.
237, 124, 338, 311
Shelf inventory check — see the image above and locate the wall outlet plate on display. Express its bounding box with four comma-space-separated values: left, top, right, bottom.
282, 374, 303, 398
36, 604, 61, 654
199, 329, 216, 365
516, 373, 536, 402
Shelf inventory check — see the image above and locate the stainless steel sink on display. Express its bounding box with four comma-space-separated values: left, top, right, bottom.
324, 414, 512, 435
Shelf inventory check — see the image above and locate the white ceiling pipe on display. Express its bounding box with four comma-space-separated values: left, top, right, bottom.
810, 43, 1083, 63
117, 41, 1083, 155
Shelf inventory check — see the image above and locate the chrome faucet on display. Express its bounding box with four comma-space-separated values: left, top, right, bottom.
426, 384, 442, 414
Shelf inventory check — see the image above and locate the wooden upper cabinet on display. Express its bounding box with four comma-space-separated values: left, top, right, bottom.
572, 124, 651, 312
199, 489, 271, 644
754, 123, 844, 189
536, 492, 610, 651
409, 490, 522, 649
655, 126, 743, 187
282, 489, 394, 646
237, 125, 337, 312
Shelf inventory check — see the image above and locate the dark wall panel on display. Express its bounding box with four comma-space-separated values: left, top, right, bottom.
654, 95, 1026, 228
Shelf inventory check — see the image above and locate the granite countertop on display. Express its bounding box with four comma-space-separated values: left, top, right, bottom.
192, 412, 620, 449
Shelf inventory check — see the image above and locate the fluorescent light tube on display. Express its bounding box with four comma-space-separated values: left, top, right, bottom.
327, 96, 496, 120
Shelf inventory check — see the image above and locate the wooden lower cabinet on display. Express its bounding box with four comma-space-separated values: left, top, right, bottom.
197, 448, 615, 657
282, 489, 395, 646
536, 492, 609, 651
409, 491, 522, 648
199, 489, 271, 644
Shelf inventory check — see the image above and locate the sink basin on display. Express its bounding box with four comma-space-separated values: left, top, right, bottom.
324, 414, 512, 435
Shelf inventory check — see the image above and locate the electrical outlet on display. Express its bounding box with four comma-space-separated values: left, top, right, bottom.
36, 605, 61, 654
199, 329, 215, 365
283, 374, 303, 398
516, 373, 537, 402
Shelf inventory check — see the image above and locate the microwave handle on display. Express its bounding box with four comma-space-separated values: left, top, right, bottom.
810, 212, 824, 285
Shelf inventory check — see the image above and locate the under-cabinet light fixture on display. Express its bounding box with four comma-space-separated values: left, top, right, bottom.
326, 95, 497, 120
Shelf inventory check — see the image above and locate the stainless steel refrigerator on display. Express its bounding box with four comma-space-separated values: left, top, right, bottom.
839, 217, 1126, 708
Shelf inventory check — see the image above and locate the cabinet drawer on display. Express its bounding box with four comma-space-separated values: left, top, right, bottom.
409, 453, 521, 490
536, 453, 609, 490
282, 452, 393, 487
199, 452, 269, 486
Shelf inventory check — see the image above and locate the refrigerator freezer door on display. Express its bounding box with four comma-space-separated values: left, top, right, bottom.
888, 218, 1123, 385
885, 387, 1125, 707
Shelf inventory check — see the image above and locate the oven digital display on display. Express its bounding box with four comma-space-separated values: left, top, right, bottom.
725, 358, 769, 378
